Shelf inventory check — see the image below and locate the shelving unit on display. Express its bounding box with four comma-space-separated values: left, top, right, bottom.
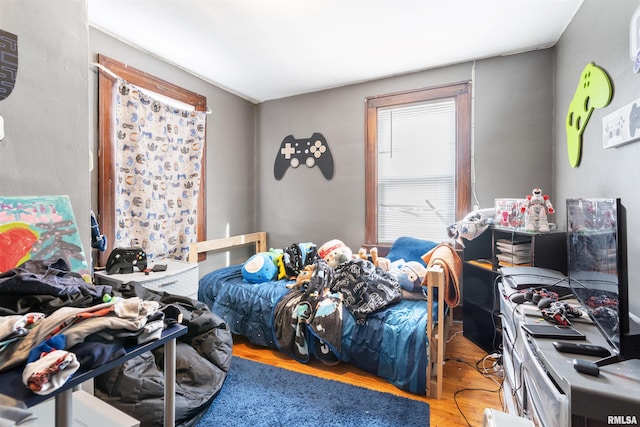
461, 226, 566, 353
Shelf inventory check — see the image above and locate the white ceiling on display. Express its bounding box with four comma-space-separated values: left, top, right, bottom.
88, 0, 584, 104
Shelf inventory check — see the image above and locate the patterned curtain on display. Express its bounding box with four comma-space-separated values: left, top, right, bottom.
113, 79, 206, 261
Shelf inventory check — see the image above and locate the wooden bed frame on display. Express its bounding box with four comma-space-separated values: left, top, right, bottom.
188, 231, 452, 399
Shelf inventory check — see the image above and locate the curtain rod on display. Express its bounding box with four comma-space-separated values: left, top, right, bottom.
89, 62, 212, 114
90, 62, 119, 80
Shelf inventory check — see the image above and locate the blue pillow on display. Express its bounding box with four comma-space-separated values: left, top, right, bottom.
386, 237, 438, 266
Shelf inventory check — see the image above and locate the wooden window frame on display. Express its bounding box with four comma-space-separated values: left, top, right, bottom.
97, 54, 207, 266
364, 82, 472, 247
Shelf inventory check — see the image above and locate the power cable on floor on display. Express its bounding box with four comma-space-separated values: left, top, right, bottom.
447, 353, 504, 426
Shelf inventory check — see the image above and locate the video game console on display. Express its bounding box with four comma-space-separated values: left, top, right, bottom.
105, 247, 147, 274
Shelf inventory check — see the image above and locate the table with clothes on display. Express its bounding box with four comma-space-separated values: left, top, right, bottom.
0, 258, 233, 427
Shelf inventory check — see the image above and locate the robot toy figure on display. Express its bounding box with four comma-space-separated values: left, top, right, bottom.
521, 188, 554, 232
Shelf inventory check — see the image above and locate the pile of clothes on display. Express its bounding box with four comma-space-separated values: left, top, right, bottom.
273, 256, 402, 365
0, 258, 232, 427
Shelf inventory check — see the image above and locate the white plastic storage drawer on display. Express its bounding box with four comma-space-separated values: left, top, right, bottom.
499, 283, 527, 349
483, 409, 534, 427
28, 389, 140, 427
522, 336, 569, 427
500, 294, 519, 348
502, 326, 525, 414
94, 259, 199, 299
141, 262, 199, 298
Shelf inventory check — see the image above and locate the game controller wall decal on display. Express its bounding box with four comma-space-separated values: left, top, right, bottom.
0, 28, 18, 142
603, 96, 640, 149
0, 29, 18, 101
274, 132, 334, 180
565, 63, 613, 168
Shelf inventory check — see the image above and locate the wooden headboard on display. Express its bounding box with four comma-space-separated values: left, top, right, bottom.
188, 231, 267, 263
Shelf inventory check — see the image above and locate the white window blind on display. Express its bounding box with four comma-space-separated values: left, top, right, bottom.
377, 98, 456, 243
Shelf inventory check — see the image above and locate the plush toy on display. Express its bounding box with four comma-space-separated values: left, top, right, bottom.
288, 264, 316, 289
388, 259, 427, 293
318, 239, 353, 268
447, 208, 494, 247
521, 188, 554, 232
357, 247, 391, 271
283, 242, 317, 278
241, 252, 277, 283
269, 248, 287, 280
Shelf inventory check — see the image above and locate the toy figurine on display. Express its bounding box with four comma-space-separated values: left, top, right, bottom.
521, 188, 554, 232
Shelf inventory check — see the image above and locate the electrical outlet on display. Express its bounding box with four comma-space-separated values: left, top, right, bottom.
0, 115, 4, 141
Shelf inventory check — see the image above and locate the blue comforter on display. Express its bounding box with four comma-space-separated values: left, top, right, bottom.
198, 264, 438, 394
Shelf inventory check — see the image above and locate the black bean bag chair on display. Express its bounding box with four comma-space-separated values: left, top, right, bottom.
93, 284, 233, 427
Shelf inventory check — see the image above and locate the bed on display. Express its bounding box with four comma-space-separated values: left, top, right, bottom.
188, 232, 456, 399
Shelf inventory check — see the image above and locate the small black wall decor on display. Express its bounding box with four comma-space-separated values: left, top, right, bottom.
274, 132, 334, 180
0, 29, 18, 101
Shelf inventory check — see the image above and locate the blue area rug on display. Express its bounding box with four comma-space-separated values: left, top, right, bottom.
196, 357, 430, 427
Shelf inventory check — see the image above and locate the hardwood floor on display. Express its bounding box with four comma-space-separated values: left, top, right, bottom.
232, 320, 504, 427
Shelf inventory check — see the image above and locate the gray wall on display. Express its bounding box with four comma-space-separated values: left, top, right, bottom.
89, 28, 258, 271
554, 0, 640, 315
257, 50, 555, 251
473, 50, 555, 204
0, 0, 91, 259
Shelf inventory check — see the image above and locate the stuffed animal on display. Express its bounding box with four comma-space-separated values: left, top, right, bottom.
447, 208, 494, 247
389, 259, 427, 293
357, 247, 391, 271
283, 242, 317, 278
288, 264, 316, 289
269, 248, 287, 280
318, 239, 352, 268
241, 252, 277, 283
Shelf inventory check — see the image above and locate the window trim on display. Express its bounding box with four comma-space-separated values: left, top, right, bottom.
364, 82, 472, 246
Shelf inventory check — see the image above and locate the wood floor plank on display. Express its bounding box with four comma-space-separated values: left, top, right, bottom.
232, 321, 504, 426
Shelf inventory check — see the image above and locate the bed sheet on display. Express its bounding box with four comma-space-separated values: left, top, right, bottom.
198, 264, 438, 394
198, 265, 290, 349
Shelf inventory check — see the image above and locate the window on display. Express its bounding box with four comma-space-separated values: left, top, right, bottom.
365, 82, 471, 245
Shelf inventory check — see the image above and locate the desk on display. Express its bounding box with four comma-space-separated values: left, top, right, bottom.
0, 324, 187, 427
499, 283, 640, 426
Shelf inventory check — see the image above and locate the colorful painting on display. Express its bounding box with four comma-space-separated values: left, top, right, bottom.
0, 195, 90, 281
